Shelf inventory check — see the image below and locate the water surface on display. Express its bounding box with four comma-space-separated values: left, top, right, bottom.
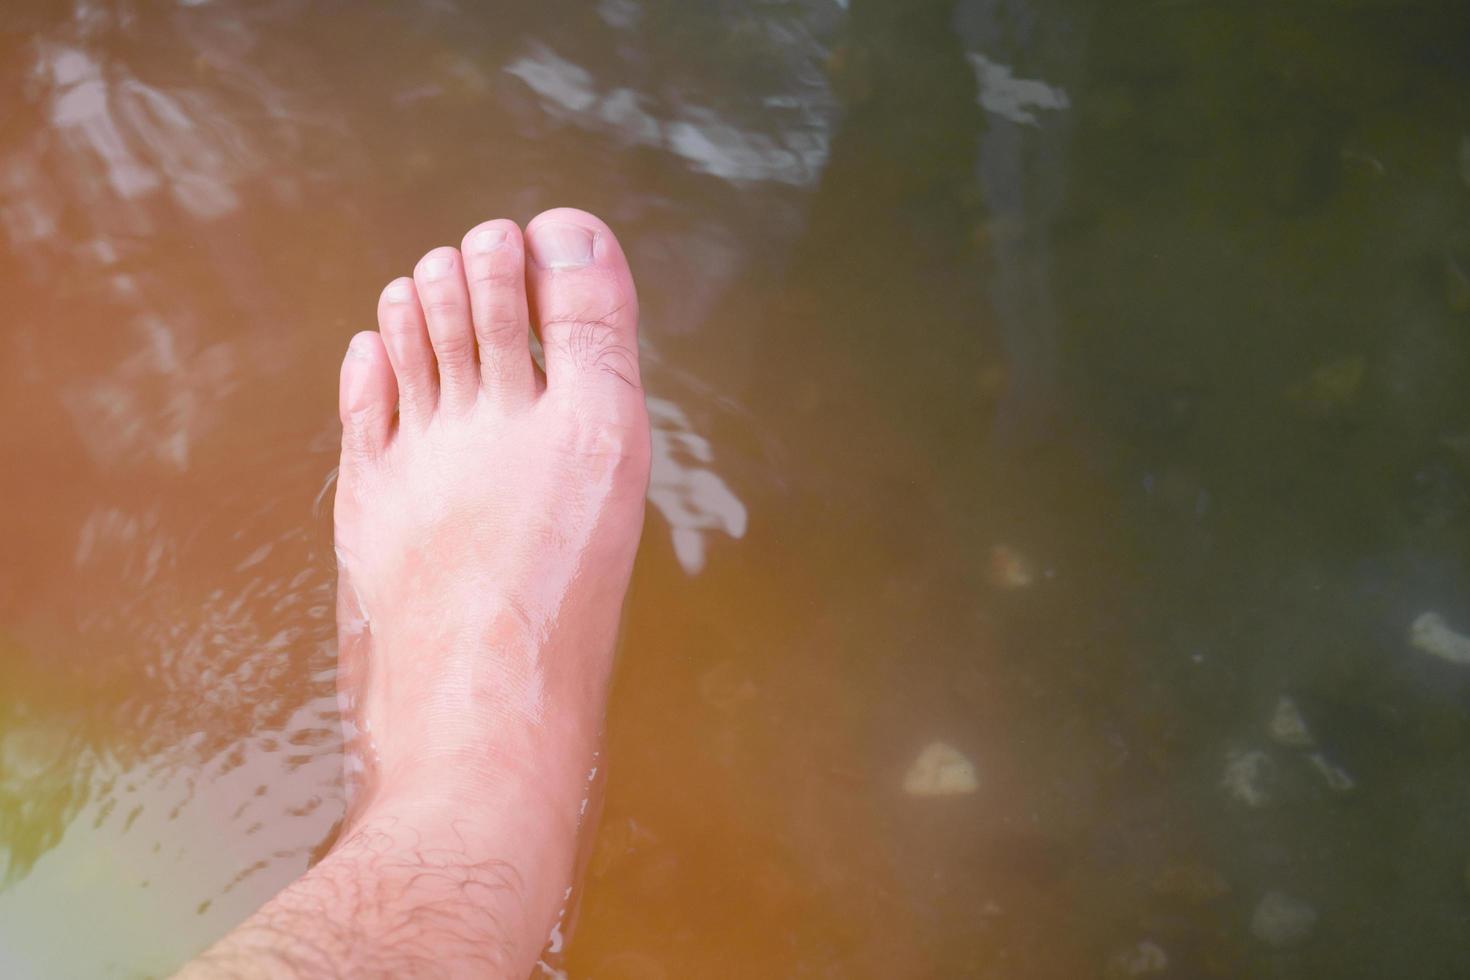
3, 1, 1470, 976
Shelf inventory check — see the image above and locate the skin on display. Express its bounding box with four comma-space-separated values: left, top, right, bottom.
177, 208, 650, 979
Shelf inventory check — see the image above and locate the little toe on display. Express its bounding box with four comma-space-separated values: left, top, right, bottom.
461, 219, 539, 408
524, 208, 641, 401
339, 330, 397, 462
377, 277, 438, 424
414, 246, 480, 413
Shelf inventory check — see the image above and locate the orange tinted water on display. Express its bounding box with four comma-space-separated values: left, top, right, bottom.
5, 1, 1470, 978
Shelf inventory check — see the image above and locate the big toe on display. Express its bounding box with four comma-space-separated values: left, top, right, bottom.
524, 208, 641, 401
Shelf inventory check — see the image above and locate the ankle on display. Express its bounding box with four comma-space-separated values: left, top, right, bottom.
341, 766, 585, 939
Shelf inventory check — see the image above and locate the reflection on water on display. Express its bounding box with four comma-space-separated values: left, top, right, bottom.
3, 0, 1470, 976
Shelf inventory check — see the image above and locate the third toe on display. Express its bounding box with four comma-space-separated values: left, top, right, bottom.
414, 246, 480, 413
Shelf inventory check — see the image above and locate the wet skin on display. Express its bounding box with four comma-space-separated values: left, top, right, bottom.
178, 208, 650, 978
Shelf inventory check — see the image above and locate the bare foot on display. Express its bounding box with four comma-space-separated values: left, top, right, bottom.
333, 209, 646, 971
181, 209, 646, 979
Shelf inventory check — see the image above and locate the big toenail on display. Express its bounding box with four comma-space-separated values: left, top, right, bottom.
528, 223, 594, 268
423, 253, 455, 279
469, 228, 508, 253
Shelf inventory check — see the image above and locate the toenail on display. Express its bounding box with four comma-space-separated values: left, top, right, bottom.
384, 280, 413, 303
528, 223, 595, 269
348, 336, 373, 359
468, 227, 508, 253
422, 253, 455, 279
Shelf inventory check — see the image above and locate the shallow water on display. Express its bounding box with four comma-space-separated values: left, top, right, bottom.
3, 0, 1470, 976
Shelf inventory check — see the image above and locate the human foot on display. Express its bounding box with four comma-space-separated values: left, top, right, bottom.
332, 209, 648, 971
181, 209, 646, 979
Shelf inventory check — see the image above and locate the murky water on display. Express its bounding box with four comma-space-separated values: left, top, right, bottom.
3, 0, 1470, 976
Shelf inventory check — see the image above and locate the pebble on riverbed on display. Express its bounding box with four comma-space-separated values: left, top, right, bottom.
903, 741, 978, 797
1266, 696, 1314, 748
1221, 748, 1276, 807
1409, 612, 1470, 666
1251, 891, 1318, 948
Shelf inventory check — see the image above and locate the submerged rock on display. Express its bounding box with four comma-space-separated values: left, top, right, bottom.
903, 741, 978, 797
1409, 612, 1470, 666
1251, 891, 1317, 948
1221, 748, 1276, 807
1267, 696, 1314, 749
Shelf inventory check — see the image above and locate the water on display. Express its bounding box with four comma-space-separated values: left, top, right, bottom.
2, 0, 1470, 976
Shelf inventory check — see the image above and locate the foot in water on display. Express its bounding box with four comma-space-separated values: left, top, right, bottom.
183, 209, 648, 979
335, 206, 650, 964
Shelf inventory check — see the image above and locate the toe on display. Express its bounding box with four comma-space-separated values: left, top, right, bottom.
377, 277, 438, 424
524, 208, 641, 399
339, 331, 397, 461
461, 219, 539, 408
414, 246, 480, 414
